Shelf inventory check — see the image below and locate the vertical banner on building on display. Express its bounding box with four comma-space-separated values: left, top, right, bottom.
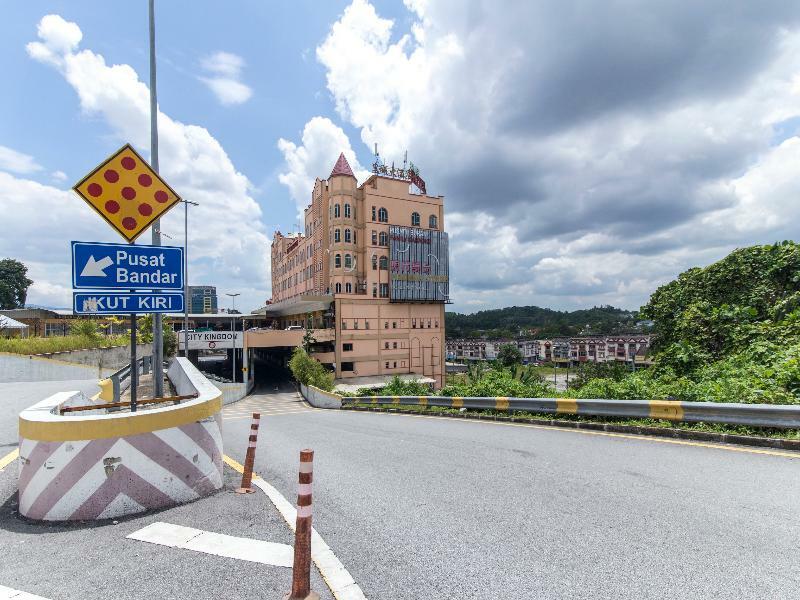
388, 226, 449, 302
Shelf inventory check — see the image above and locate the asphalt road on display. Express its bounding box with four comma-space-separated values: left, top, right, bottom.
225, 381, 800, 600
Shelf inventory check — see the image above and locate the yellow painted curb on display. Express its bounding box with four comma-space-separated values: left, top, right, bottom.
19, 395, 222, 442
0, 448, 19, 471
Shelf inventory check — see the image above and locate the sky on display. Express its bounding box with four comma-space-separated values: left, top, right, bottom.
2, 1, 800, 314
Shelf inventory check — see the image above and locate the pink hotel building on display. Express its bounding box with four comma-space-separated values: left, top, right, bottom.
262, 153, 449, 388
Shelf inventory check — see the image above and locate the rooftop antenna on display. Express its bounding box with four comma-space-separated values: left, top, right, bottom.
403, 150, 408, 170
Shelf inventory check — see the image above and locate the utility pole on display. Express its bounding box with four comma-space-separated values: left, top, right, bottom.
226, 292, 240, 382
182, 199, 199, 358
148, 0, 164, 398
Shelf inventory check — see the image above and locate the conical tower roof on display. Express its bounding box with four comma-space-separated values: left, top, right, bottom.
329, 152, 355, 178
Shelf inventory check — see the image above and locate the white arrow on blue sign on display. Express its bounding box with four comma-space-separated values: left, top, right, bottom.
72, 241, 184, 290
73, 292, 184, 315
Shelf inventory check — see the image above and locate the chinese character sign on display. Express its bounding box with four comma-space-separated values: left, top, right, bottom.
389, 226, 449, 302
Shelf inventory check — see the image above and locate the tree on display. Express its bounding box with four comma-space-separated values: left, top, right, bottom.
497, 343, 523, 367
0, 259, 33, 309
137, 314, 178, 357
302, 312, 317, 352
288, 347, 334, 391
70, 319, 101, 339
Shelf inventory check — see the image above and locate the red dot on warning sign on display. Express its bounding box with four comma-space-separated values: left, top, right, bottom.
104, 169, 119, 183
121, 187, 136, 200
138, 173, 152, 187
121, 156, 136, 170
138, 203, 153, 216
105, 200, 120, 214
154, 190, 169, 203
122, 217, 137, 230
88, 183, 102, 197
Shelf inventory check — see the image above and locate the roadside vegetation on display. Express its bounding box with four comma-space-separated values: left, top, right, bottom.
0, 319, 129, 355
289, 347, 335, 392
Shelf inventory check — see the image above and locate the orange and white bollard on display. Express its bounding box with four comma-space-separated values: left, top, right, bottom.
235, 412, 261, 494
284, 449, 319, 600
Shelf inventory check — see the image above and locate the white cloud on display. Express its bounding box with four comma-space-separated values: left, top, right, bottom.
51, 170, 67, 182
0, 145, 42, 174
23, 14, 269, 310
305, 0, 800, 312
199, 51, 253, 106
277, 116, 369, 214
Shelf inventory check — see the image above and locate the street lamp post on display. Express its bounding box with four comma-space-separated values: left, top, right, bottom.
181, 199, 199, 358
226, 292, 240, 382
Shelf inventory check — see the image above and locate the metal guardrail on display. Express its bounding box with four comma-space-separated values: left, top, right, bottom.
341, 395, 800, 429
100, 355, 153, 403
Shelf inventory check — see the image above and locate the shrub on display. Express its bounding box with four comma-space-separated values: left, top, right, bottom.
288, 347, 334, 392
356, 375, 433, 397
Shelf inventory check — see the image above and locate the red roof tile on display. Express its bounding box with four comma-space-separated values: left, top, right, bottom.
329, 152, 355, 178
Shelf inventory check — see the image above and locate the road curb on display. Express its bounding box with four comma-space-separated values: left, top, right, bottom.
341, 406, 800, 452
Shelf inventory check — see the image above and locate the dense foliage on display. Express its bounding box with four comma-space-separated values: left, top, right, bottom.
0, 334, 130, 354
0, 259, 33, 309
445, 304, 644, 338
496, 343, 523, 367
289, 347, 334, 391
137, 314, 179, 357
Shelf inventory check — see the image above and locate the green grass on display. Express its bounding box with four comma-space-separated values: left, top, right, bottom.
347, 402, 800, 441
0, 334, 130, 355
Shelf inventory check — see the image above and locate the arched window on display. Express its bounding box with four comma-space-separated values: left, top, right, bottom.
335, 253, 341, 268
411, 212, 420, 227
334, 204, 340, 218
379, 231, 388, 246
344, 203, 351, 218
344, 254, 353, 269
379, 256, 388, 270
335, 283, 341, 293
378, 207, 388, 222
372, 255, 377, 270
334, 228, 341, 243
346, 282, 352, 293
344, 228, 351, 243
429, 214, 438, 229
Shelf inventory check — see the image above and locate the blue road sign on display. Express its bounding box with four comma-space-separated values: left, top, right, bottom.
73, 292, 184, 315
72, 241, 184, 290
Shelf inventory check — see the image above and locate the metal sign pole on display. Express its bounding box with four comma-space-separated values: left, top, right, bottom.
149, 0, 164, 398
129, 241, 138, 412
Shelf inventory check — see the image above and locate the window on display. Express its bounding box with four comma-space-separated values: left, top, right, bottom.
429, 215, 438, 228
385, 342, 389, 349
346, 282, 352, 293
392, 321, 397, 329
343, 343, 353, 352
344, 203, 351, 218
379, 256, 388, 270
334, 204, 340, 218
344, 229, 351, 243
372, 206, 376, 221
379, 232, 388, 246
334, 229, 341, 242
384, 321, 389, 328
335, 283, 342, 293
344, 254, 353, 269
412, 318, 416, 329
372, 256, 377, 270
393, 361, 397, 368
428, 319, 432, 328
378, 207, 388, 222
371, 230, 377, 245
380, 284, 389, 298
341, 361, 354, 372
365, 320, 370, 329
341, 318, 346, 329
435, 319, 439, 328
335, 253, 341, 268
373, 284, 378, 298
385, 362, 390, 369
393, 342, 397, 349
353, 230, 356, 243
411, 212, 420, 227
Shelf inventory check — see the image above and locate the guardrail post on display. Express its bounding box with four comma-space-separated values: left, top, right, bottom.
285, 449, 318, 600
235, 413, 260, 494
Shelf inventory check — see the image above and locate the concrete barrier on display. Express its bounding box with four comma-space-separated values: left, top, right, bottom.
216, 382, 249, 406
17, 358, 223, 521
299, 384, 342, 409
340, 395, 800, 429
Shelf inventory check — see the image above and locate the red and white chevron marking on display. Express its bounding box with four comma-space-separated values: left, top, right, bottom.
18, 414, 222, 521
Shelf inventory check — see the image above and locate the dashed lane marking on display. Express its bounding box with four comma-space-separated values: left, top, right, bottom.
127, 522, 294, 567
223, 454, 367, 600
0, 584, 52, 599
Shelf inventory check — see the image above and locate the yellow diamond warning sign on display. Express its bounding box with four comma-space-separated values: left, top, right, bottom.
73, 144, 181, 242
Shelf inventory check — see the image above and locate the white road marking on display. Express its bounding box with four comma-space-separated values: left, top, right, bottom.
127, 521, 294, 567
250, 477, 368, 600
0, 585, 52, 600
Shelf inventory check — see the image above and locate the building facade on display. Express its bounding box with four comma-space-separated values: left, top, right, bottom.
264, 153, 449, 388
189, 286, 218, 314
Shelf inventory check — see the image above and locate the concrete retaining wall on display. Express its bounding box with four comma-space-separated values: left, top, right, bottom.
0, 343, 152, 383
300, 383, 342, 409
216, 382, 249, 406
17, 358, 223, 521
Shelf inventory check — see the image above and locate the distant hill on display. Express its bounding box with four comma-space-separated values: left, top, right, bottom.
445, 305, 648, 339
